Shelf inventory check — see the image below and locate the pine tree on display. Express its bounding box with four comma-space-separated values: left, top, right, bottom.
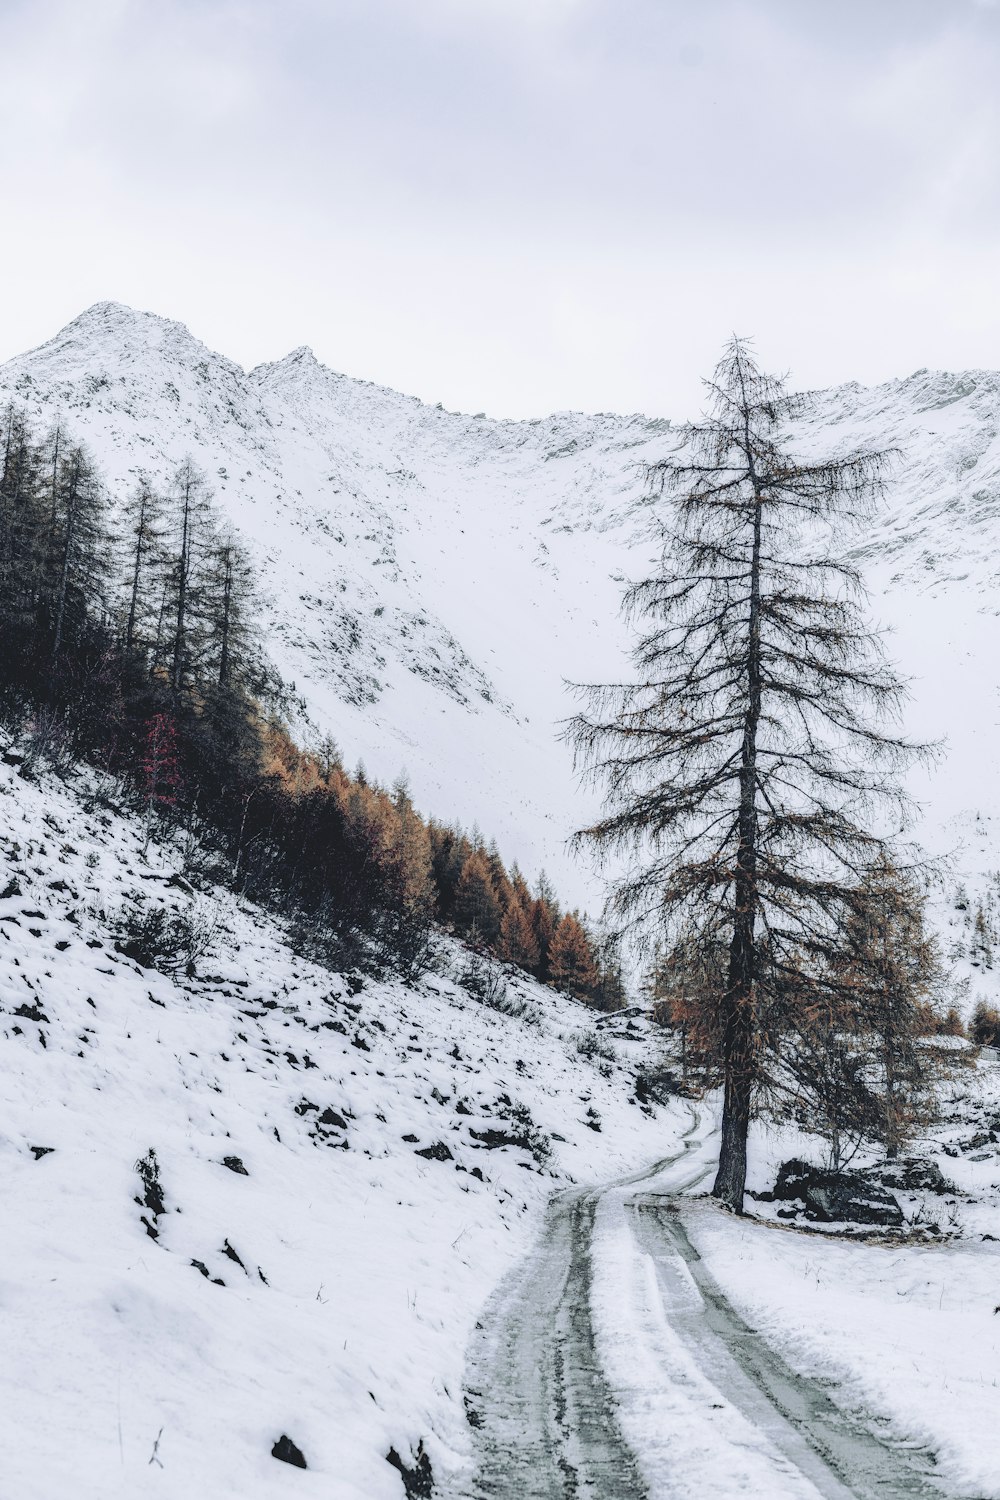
779, 1006, 882, 1171
971, 1001, 1000, 1047
644, 922, 726, 1081
428, 822, 469, 920
591, 930, 628, 1012
385, 784, 436, 976
568, 338, 925, 1211
0, 405, 43, 685
452, 849, 502, 943
42, 442, 108, 689
162, 458, 216, 696
485, 839, 514, 915
530, 893, 556, 981
120, 477, 167, 657
548, 914, 598, 999
498, 895, 541, 969
837, 857, 944, 1159
204, 528, 256, 689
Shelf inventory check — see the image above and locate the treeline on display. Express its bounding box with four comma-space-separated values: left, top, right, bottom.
0, 405, 614, 996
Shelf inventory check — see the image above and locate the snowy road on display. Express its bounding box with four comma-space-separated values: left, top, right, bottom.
462, 1110, 946, 1500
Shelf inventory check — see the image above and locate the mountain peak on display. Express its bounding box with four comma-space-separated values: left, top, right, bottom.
56, 300, 194, 343
15, 302, 249, 386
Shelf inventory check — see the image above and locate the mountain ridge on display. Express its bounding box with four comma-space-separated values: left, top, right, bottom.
4, 303, 1000, 910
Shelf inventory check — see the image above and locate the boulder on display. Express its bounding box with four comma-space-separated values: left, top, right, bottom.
871, 1157, 953, 1195
272, 1435, 307, 1469
773, 1158, 903, 1226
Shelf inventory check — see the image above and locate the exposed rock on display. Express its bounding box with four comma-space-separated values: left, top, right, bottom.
14, 1002, 49, 1023
415, 1140, 453, 1161
222, 1155, 249, 1175
272, 1434, 307, 1469
871, 1157, 954, 1195
469, 1127, 529, 1150
191, 1259, 225, 1285
774, 1159, 904, 1226
386, 1440, 433, 1497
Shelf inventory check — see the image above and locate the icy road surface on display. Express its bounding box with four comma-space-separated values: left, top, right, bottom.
463, 1109, 946, 1500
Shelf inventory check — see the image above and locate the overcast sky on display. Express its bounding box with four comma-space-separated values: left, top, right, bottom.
1, 0, 999, 418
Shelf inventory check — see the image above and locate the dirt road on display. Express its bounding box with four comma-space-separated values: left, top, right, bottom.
462, 1110, 944, 1500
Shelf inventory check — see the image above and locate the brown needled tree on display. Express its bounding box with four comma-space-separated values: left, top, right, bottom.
568, 338, 927, 1211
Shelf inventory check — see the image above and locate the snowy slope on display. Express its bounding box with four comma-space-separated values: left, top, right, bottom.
0, 302, 664, 908
0, 745, 677, 1500
6, 747, 1000, 1500
4, 303, 1000, 915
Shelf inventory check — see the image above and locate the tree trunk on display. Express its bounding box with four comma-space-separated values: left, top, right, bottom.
712, 443, 763, 1213
218, 547, 232, 687
884, 1019, 899, 1160
172, 478, 191, 696
50, 457, 79, 685
713, 971, 755, 1207
125, 488, 148, 654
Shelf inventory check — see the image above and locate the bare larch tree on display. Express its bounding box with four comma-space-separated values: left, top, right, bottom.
568, 338, 925, 1211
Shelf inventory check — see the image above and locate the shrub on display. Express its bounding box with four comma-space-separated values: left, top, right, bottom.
113, 899, 217, 975
970, 1000, 1000, 1047
459, 950, 540, 1024
575, 1031, 616, 1065
459, 948, 509, 1008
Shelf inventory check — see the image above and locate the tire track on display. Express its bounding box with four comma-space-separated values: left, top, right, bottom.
463, 1112, 707, 1498
463, 1107, 945, 1500
628, 1198, 945, 1500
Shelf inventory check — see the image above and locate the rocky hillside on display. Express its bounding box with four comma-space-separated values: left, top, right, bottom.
0, 741, 667, 1500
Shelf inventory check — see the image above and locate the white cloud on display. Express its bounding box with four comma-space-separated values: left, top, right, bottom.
2, 0, 1000, 416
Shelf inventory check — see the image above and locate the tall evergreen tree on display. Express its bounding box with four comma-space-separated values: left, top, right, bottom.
452, 849, 502, 943
42, 442, 107, 689
163, 458, 215, 696
530, 893, 556, 982
547, 913, 598, 999
836, 856, 943, 1159
498, 894, 540, 969
0, 405, 42, 681
120, 477, 167, 657
568, 338, 925, 1211
204, 528, 256, 689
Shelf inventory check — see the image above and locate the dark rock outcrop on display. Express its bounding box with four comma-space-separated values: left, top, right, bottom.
774, 1159, 904, 1226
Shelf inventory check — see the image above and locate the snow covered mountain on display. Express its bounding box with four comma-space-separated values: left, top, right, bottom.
7, 310, 1000, 1499
4, 302, 1000, 909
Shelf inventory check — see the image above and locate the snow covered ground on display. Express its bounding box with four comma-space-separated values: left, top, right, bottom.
682, 1201, 1000, 1498
462, 1080, 1000, 1499
0, 748, 675, 1500
593, 1090, 1000, 1499
4, 741, 1000, 1498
